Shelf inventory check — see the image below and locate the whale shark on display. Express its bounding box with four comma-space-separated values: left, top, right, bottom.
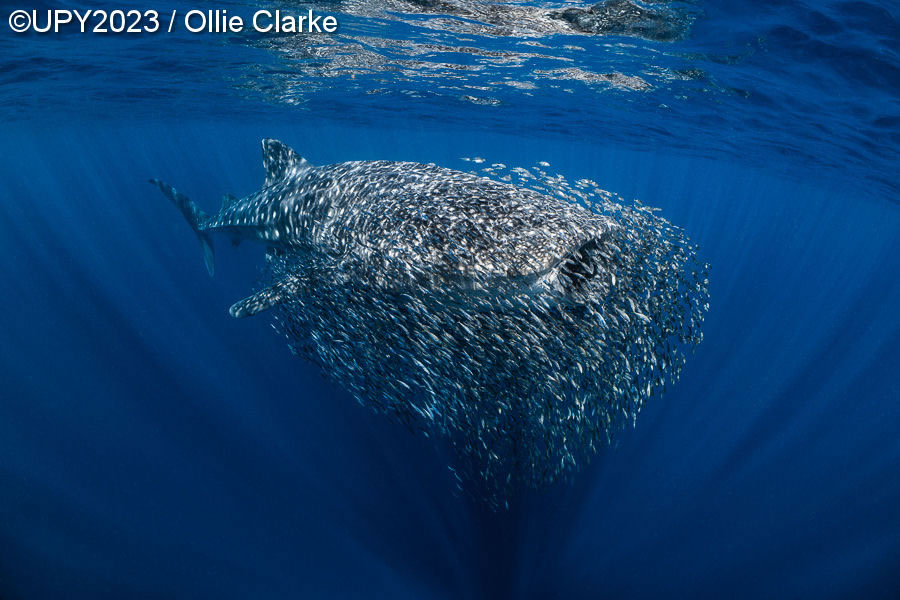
152, 139, 620, 318
151, 139, 708, 504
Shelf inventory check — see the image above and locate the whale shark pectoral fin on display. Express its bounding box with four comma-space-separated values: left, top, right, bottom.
261, 139, 312, 187
229, 284, 285, 318
228, 276, 302, 318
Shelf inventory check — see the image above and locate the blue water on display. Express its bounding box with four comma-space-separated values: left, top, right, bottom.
1, 1, 898, 598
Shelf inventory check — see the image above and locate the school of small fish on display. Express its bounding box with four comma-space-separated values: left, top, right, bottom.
266, 162, 708, 506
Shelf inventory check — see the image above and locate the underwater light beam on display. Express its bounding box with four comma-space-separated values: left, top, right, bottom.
150, 139, 709, 505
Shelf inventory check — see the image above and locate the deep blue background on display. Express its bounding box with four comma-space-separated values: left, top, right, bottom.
1, 0, 899, 597
1, 119, 897, 598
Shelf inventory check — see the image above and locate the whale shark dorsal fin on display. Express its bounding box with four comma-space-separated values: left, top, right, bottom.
221, 193, 238, 210
262, 139, 312, 187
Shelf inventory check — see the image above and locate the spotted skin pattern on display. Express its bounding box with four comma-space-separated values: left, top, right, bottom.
151, 139, 708, 506
204, 141, 616, 293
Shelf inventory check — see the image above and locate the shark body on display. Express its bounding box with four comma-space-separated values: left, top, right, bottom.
152, 139, 616, 319
150, 138, 708, 501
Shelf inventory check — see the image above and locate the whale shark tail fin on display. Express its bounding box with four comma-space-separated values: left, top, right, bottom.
148, 179, 215, 277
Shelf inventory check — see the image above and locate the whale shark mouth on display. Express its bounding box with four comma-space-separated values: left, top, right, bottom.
259, 162, 708, 507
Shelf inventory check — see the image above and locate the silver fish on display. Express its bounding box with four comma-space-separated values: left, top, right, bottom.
151, 139, 709, 506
